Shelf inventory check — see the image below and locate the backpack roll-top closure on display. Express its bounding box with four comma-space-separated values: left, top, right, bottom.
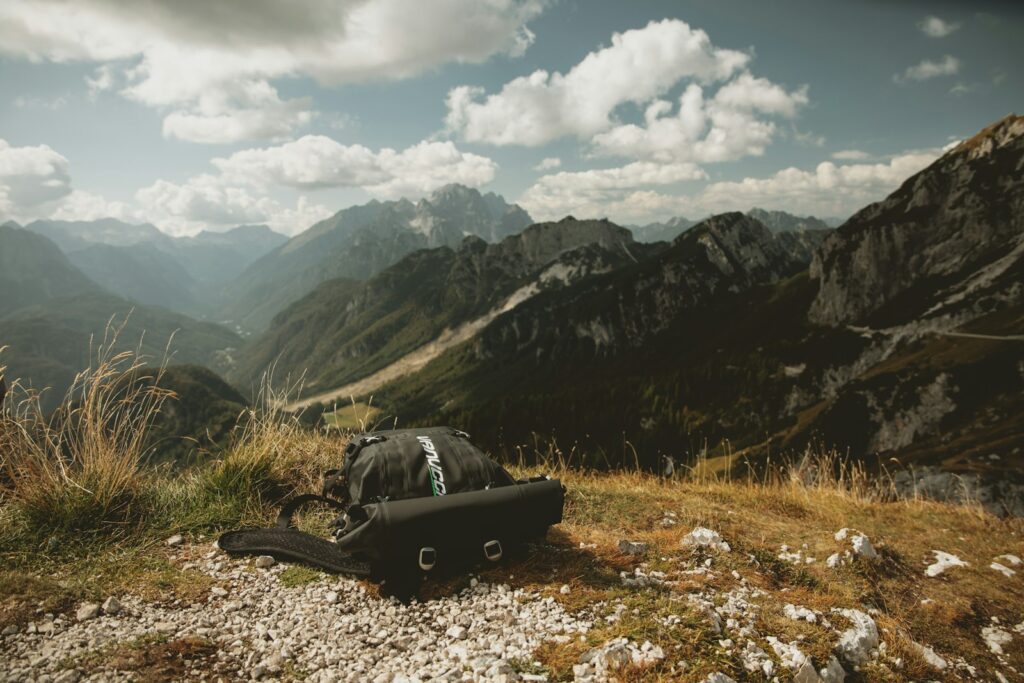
342, 427, 516, 507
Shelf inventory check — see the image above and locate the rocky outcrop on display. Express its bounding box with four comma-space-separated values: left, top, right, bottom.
472, 213, 807, 361
809, 114, 1024, 327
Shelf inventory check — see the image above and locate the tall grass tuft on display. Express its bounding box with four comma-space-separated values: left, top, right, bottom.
175, 372, 350, 531
0, 329, 173, 537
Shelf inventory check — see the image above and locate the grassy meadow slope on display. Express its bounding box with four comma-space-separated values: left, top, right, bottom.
0, 363, 1021, 680
1, 293, 241, 412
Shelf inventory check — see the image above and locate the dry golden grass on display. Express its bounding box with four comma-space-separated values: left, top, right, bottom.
1, 346, 1021, 680
0, 329, 174, 535
491, 466, 1024, 680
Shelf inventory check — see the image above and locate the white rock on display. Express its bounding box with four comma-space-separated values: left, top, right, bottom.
990, 562, 1016, 577
254, 555, 276, 569
766, 636, 809, 671
704, 674, 737, 683
75, 603, 100, 621
832, 608, 879, 665
925, 550, 968, 577
101, 596, 122, 615
165, 534, 185, 547
681, 527, 731, 552
559, 584, 571, 595
982, 625, 1012, 654
819, 655, 846, 682
739, 641, 773, 676
210, 586, 228, 597
783, 604, 818, 623
849, 534, 877, 560
325, 591, 339, 604
911, 642, 947, 670
996, 553, 1022, 566
2, 624, 19, 635
446, 625, 468, 640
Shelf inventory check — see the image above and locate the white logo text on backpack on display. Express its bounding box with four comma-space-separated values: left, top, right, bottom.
418, 436, 447, 496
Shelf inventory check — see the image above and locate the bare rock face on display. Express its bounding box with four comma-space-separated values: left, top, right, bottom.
809, 114, 1024, 327
474, 212, 808, 362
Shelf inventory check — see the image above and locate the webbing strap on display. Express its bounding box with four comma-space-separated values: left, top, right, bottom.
275, 494, 347, 530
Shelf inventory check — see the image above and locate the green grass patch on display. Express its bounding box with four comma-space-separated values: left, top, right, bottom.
322, 402, 381, 430
278, 565, 327, 588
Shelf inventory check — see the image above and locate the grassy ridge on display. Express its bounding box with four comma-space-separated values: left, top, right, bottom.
1, 349, 1022, 680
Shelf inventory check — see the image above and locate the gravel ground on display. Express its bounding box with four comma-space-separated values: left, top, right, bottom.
1, 546, 591, 682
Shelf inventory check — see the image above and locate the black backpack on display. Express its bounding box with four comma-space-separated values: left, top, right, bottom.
219, 428, 564, 587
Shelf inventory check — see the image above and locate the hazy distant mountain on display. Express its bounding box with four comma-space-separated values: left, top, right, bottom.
219, 184, 533, 332
25, 218, 168, 252
1, 291, 241, 412
66, 243, 201, 312
0, 222, 101, 317
171, 225, 288, 286
629, 216, 696, 242
22, 219, 287, 314
0, 223, 242, 411
746, 208, 833, 234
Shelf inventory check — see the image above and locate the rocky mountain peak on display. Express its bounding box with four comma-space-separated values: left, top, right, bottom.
955, 113, 1024, 160
809, 113, 1024, 327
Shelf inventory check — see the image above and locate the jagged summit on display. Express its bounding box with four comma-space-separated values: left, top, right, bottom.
218, 185, 533, 332
809, 113, 1024, 326
955, 112, 1023, 158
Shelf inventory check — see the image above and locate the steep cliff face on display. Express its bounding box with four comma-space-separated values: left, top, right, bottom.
471, 213, 808, 362
809, 114, 1024, 327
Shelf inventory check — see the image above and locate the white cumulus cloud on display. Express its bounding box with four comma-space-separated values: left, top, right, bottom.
519, 161, 706, 222
134, 174, 333, 236
831, 149, 870, 161
212, 136, 497, 198
918, 16, 960, 38
534, 157, 562, 172
0, 139, 73, 221
0, 0, 544, 143
520, 150, 942, 224
590, 75, 808, 163
446, 18, 751, 147
894, 55, 960, 83
134, 135, 497, 234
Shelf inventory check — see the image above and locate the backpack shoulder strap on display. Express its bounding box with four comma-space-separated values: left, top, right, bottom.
274, 493, 346, 529
217, 493, 371, 577
218, 527, 372, 576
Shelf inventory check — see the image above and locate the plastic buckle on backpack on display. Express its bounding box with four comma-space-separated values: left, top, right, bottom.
361, 435, 386, 446
483, 540, 503, 562
418, 547, 437, 571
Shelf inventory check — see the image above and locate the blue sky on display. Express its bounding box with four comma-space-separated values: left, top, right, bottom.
0, 0, 1020, 235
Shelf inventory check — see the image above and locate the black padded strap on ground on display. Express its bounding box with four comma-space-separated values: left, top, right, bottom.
217, 528, 372, 577
274, 493, 346, 530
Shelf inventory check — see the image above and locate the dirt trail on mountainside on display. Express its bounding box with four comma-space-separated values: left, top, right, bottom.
285, 283, 539, 411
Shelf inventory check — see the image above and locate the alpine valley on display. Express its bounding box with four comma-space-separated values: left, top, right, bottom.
2, 116, 1022, 513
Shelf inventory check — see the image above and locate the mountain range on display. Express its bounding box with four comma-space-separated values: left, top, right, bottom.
248, 115, 1022, 509
19, 219, 288, 317
2, 115, 1020, 508
217, 184, 534, 333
